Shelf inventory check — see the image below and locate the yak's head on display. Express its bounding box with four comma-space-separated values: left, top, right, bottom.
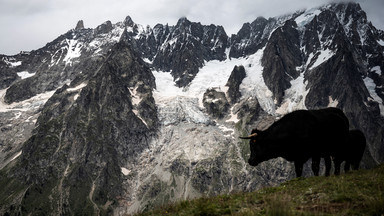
240, 129, 268, 166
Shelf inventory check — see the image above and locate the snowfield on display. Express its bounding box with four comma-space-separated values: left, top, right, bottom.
152, 47, 279, 121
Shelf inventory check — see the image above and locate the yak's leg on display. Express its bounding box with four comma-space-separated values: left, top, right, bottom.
324, 156, 331, 176
312, 157, 320, 176
294, 160, 304, 177
334, 157, 342, 175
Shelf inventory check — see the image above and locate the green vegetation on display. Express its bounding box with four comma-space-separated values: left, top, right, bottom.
135, 164, 384, 216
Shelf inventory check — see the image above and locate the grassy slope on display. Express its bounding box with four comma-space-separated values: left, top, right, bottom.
135, 164, 384, 216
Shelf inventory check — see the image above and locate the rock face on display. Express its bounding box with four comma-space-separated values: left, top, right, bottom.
229, 17, 269, 58
203, 88, 230, 119
261, 20, 302, 105
152, 17, 228, 87
226, 65, 246, 104
0, 2, 384, 215
75, 20, 84, 30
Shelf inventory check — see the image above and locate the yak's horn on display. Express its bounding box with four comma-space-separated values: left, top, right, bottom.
239, 133, 258, 139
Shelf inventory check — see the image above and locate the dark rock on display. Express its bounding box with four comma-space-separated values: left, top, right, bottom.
75, 20, 84, 30
124, 16, 135, 27
261, 19, 302, 105
226, 65, 246, 104
94, 20, 113, 35
203, 88, 229, 119
229, 17, 269, 58
0, 56, 18, 89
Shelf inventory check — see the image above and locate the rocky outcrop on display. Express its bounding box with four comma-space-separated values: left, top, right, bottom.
229, 17, 269, 58
94, 20, 113, 35
203, 88, 229, 119
0, 57, 18, 89
75, 20, 84, 30
226, 65, 246, 104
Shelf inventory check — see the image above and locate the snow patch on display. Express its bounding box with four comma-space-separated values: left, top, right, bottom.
308, 49, 334, 70
17, 71, 36, 79
73, 94, 80, 101
372, 66, 382, 76
121, 167, 131, 176
63, 39, 82, 66
363, 76, 384, 116
2, 57, 22, 67
240, 48, 275, 114
276, 72, 309, 115
129, 86, 142, 106
67, 82, 87, 101
8, 61, 22, 67
328, 96, 339, 107
67, 82, 87, 92
10, 151, 22, 162
378, 39, 384, 46
133, 110, 149, 127
225, 106, 240, 123
142, 58, 153, 64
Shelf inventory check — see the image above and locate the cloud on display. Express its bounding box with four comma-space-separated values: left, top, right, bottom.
0, 0, 383, 55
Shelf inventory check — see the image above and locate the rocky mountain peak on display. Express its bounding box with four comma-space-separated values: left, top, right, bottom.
176, 16, 191, 27
94, 20, 113, 35
124, 15, 135, 27
75, 20, 84, 30
151, 17, 228, 87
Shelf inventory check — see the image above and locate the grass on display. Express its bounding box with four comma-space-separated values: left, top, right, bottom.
134, 164, 384, 216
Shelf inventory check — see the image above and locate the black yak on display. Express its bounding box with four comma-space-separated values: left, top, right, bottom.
333, 129, 366, 173
240, 108, 349, 177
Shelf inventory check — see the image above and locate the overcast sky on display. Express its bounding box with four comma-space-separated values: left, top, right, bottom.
0, 0, 383, 55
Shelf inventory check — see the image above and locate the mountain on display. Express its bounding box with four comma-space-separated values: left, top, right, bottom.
0, 2, 383, 215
